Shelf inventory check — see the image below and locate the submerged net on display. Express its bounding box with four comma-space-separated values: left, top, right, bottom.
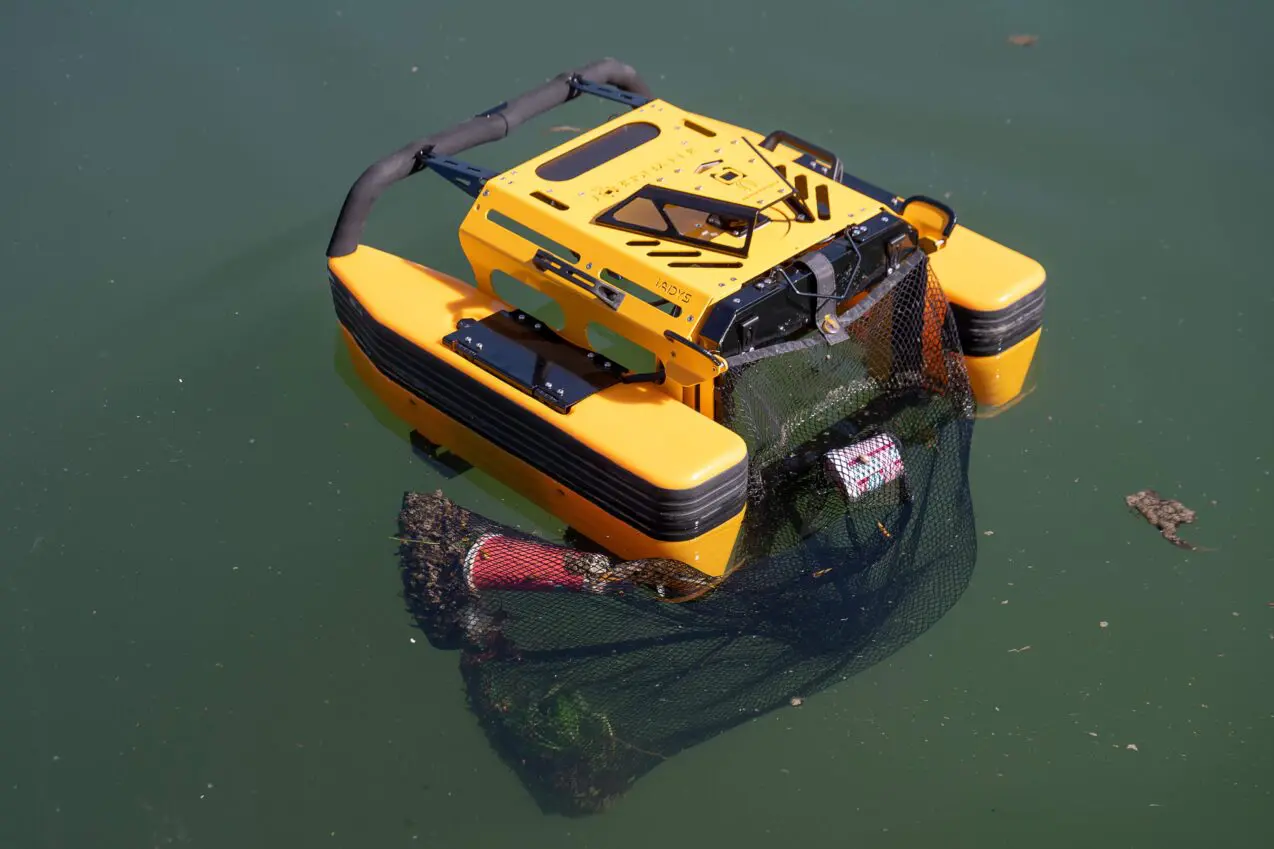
396, 251, 978, 814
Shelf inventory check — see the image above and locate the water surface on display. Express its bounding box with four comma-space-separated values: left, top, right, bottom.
2, 1, 1271, 846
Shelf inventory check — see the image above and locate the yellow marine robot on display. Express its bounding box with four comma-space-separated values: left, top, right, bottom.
325, 59, 1045, 580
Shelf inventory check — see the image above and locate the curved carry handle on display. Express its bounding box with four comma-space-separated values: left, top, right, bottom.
326, 58, 652, 258
758, 129, 844, 182
898, 194, 957, 240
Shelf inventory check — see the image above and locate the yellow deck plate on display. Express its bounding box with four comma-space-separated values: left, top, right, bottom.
463, 100, 897, 319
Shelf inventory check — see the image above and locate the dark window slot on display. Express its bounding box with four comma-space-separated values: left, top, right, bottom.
530, 191, 568, 210
815, 183, 830, 220
534, 122, 662, 181
595, 184, 760, 257
600, 269, 683, 318
487, 209, 580, 262
489, 270, 566, 330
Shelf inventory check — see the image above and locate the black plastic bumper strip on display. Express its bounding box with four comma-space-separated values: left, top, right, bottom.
949, 282, 1046, 357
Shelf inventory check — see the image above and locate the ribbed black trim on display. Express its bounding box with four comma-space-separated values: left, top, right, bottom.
330, 275, 748, 541
949, 282, 1045, 357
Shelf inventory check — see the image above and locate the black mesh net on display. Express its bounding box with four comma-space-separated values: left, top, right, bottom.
395, 251, 978, 815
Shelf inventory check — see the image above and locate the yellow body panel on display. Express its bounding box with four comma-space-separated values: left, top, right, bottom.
962, 328, 1041, 409
926, 223, 1045, 407
459, 100, 900, 372
928, 224, 1045, 313
454, 99, 1044, 410
329, 245, 747, 575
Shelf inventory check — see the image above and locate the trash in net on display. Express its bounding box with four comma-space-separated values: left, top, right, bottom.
394, 254, 978, 814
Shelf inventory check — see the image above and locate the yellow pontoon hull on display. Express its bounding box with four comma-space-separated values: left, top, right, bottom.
329, 245, 747, 576
927, 225, 1045, 408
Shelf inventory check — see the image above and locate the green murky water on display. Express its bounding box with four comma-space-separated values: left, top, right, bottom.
3, 0, 1271, 846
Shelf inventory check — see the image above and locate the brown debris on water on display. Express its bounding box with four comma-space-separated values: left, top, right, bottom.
1008, 34, 1039, 47
1124, 489, 1204, 550
396, 489, 479, 648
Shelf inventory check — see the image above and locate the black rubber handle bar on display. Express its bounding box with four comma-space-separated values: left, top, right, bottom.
326, 58, 652, 258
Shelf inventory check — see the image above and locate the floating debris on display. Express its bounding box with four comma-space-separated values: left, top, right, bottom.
1099, 621, 1109, 629
789, 696, 804, 707
548, 125, 583, 134
1007, 34, 1039, 47
1124, 489, 1204, 550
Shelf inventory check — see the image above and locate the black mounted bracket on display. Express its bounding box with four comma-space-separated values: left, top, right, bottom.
566, 74, 653, 108
532, 250, 626, 311
411, 147, 499, 199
